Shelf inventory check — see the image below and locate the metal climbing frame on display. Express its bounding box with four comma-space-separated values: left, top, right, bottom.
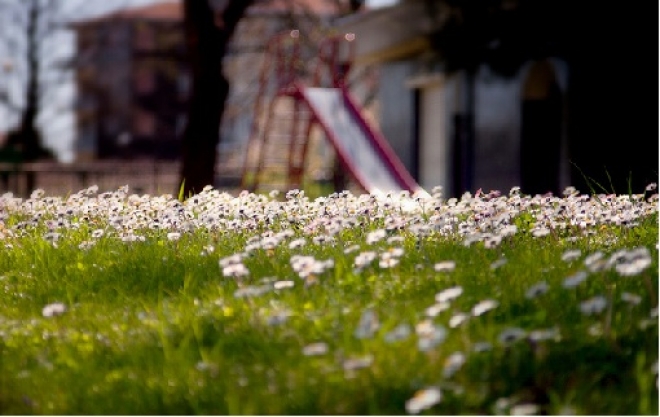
240, 30, 355, 193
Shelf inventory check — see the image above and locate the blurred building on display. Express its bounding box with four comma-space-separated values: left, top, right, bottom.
70, 0, 345, 163
338, 0, 658, 196
71, 1, 186, 161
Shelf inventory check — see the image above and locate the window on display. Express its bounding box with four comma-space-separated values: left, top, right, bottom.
133, 22, 155, 51
133, 65, 156, 95
133, 109, 156, 137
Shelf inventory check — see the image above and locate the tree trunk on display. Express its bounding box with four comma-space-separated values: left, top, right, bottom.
19, 0, 49, 163
180, 0, 253, 197
16, 0, 53, 193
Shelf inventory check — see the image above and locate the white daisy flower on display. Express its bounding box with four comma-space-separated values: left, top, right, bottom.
434, 261, 456, 273
405, 387, 442, 414
528, 327, 560, 342
472, 342, 493, 353
490, 258, 508, 269
584, 251, 606, 272
383, 247, 405, 258
378, 256, 400, 269
562, 271, 588, 288
288, 238, 307, 249
195, 361, 218, 373
387, 236, 405, 244
416, 320, 447, 351
621, 292, 642, 305
313, 234, 336, 246
498, 327, 526, 345
42, 302, 67, 318
614, 248, 653, 276
443, 352, 466, 378
471, 299, 498, 317
616, 261, 650, 276
273, 280, 295, 290
354, 309, 380, 339
354, 251, 377, 269
343, 244, 361, 254
201, 245, 215, 255
290, 255, 326, 278
579, 296, 607, 315
449, 313, 470, 328
435, 286, 463, 303
384, 323, 412, 343
44, 232, 61, 244
167, 232, 181, 241
525, 281, 549, 299
499, 225, 518, 237
561, 249, 581, 262
234, 285, 270, 298
78, 241, 95, 250
531, 228, 551, 238
302, 342, 329, 356
493, 397, 512, 414
219, 253, 243, 268
425, 302, 450, 318
588, 323, 603, 336
222, 263, 249, 278
342, 355, 373, 371
484, 234, 503, 248
267, 311, 291, 326
366, 229, 387, 244
510, 403, 540, 415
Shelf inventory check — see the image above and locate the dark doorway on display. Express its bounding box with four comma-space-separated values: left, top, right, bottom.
520, 60, 562, 195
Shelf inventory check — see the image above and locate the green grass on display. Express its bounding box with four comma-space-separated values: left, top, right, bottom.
0, 185, 657, 414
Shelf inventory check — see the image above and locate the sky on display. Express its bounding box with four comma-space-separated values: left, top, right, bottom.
366, 0, 398, 7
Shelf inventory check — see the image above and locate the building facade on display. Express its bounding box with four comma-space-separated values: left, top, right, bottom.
72, 2, 187, 161
337, 0, 658, 196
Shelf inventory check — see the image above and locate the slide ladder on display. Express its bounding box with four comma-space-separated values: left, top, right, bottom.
241, 30, 312, 192
240, 31, 425, 196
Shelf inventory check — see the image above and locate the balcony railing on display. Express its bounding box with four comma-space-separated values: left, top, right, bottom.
0, 160, 182, 198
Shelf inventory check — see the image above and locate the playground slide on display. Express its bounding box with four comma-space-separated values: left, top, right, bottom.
301, 87, 426, 196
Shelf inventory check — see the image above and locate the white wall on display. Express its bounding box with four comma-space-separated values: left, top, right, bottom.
377, 60, 415, 170
417, 78, 447, 190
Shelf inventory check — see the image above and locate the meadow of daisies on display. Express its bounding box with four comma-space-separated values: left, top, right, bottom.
0, 183, 657, 415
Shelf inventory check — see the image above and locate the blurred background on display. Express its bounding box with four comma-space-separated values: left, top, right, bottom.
0, 0, 656, 197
